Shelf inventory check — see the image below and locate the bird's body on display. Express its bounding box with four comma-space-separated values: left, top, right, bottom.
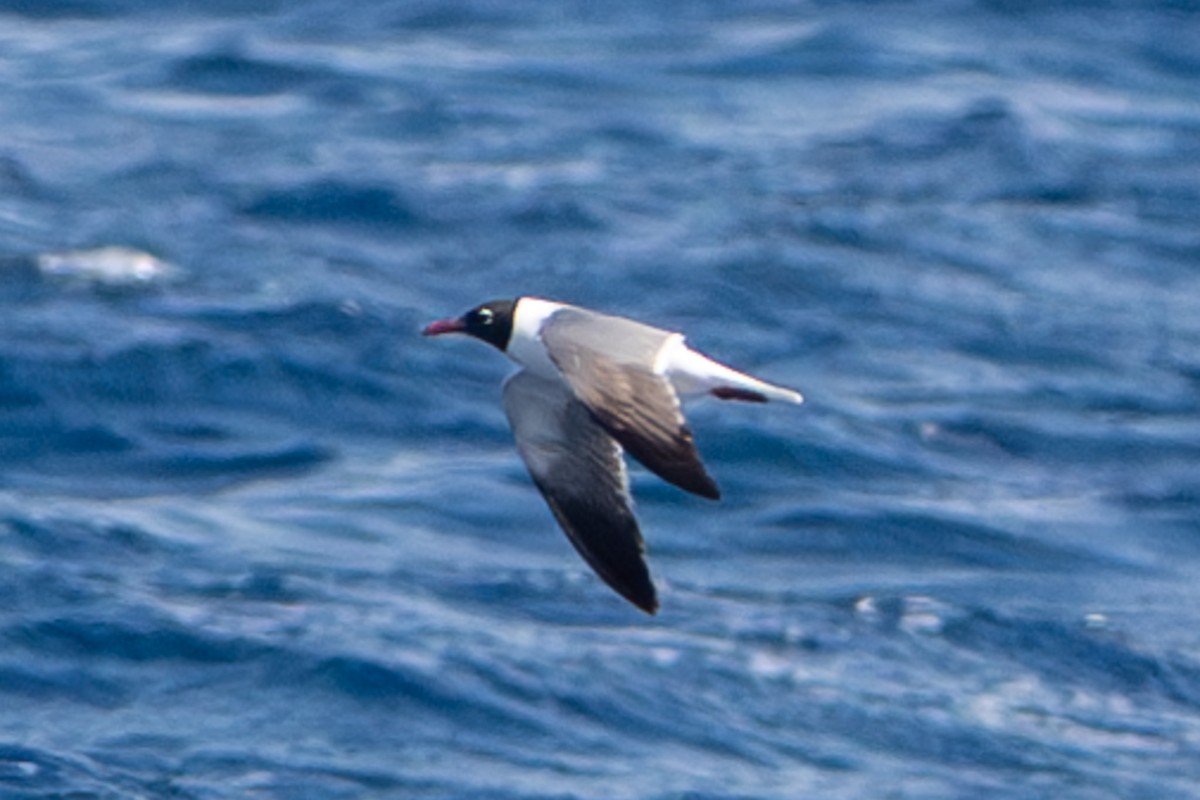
423, 297, 803, 613
509, 298, 802, 404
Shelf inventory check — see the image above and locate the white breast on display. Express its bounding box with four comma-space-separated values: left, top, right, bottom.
507, 297, 568, 379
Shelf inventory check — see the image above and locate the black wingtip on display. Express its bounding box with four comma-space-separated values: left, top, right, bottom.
680, 471, 721, 501
624, 585, 659, 615
602, 563, 659, 614
711, 386, 768, 403
538, 491, 661, 616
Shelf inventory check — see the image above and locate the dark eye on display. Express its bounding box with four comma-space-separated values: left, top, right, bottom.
476, 308, 494, 325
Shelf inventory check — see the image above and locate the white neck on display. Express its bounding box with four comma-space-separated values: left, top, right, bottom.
507, 297, 568, 377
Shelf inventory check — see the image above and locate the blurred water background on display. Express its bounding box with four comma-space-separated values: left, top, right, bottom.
1, 1, 1199, 797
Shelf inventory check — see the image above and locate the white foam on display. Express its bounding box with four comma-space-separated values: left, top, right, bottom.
36, 246, 176, 286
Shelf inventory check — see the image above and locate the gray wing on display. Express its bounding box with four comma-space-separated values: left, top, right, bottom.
503, 370, 658, 614
540, 308, 720, 500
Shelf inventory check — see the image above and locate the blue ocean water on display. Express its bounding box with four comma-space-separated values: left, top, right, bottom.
2, 0, 1199, 797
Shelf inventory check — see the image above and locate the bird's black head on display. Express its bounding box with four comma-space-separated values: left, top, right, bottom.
422, 298, 517, 352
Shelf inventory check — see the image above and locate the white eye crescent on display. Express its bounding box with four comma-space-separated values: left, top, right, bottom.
478, 308, 494, 324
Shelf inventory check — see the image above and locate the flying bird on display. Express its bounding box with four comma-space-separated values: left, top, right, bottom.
423, 297, 803, 613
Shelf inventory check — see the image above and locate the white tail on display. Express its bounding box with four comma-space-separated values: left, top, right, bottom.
659, 338, 804, 405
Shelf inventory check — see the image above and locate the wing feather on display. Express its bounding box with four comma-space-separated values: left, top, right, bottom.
503, 370, 658, 614
540, 308, 720, 500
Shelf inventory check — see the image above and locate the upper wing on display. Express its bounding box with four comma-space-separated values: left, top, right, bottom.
503, 370, 658, 614
539, 308, 720, 500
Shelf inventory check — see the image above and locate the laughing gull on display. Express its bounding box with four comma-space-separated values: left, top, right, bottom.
423, 297, 803, 613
